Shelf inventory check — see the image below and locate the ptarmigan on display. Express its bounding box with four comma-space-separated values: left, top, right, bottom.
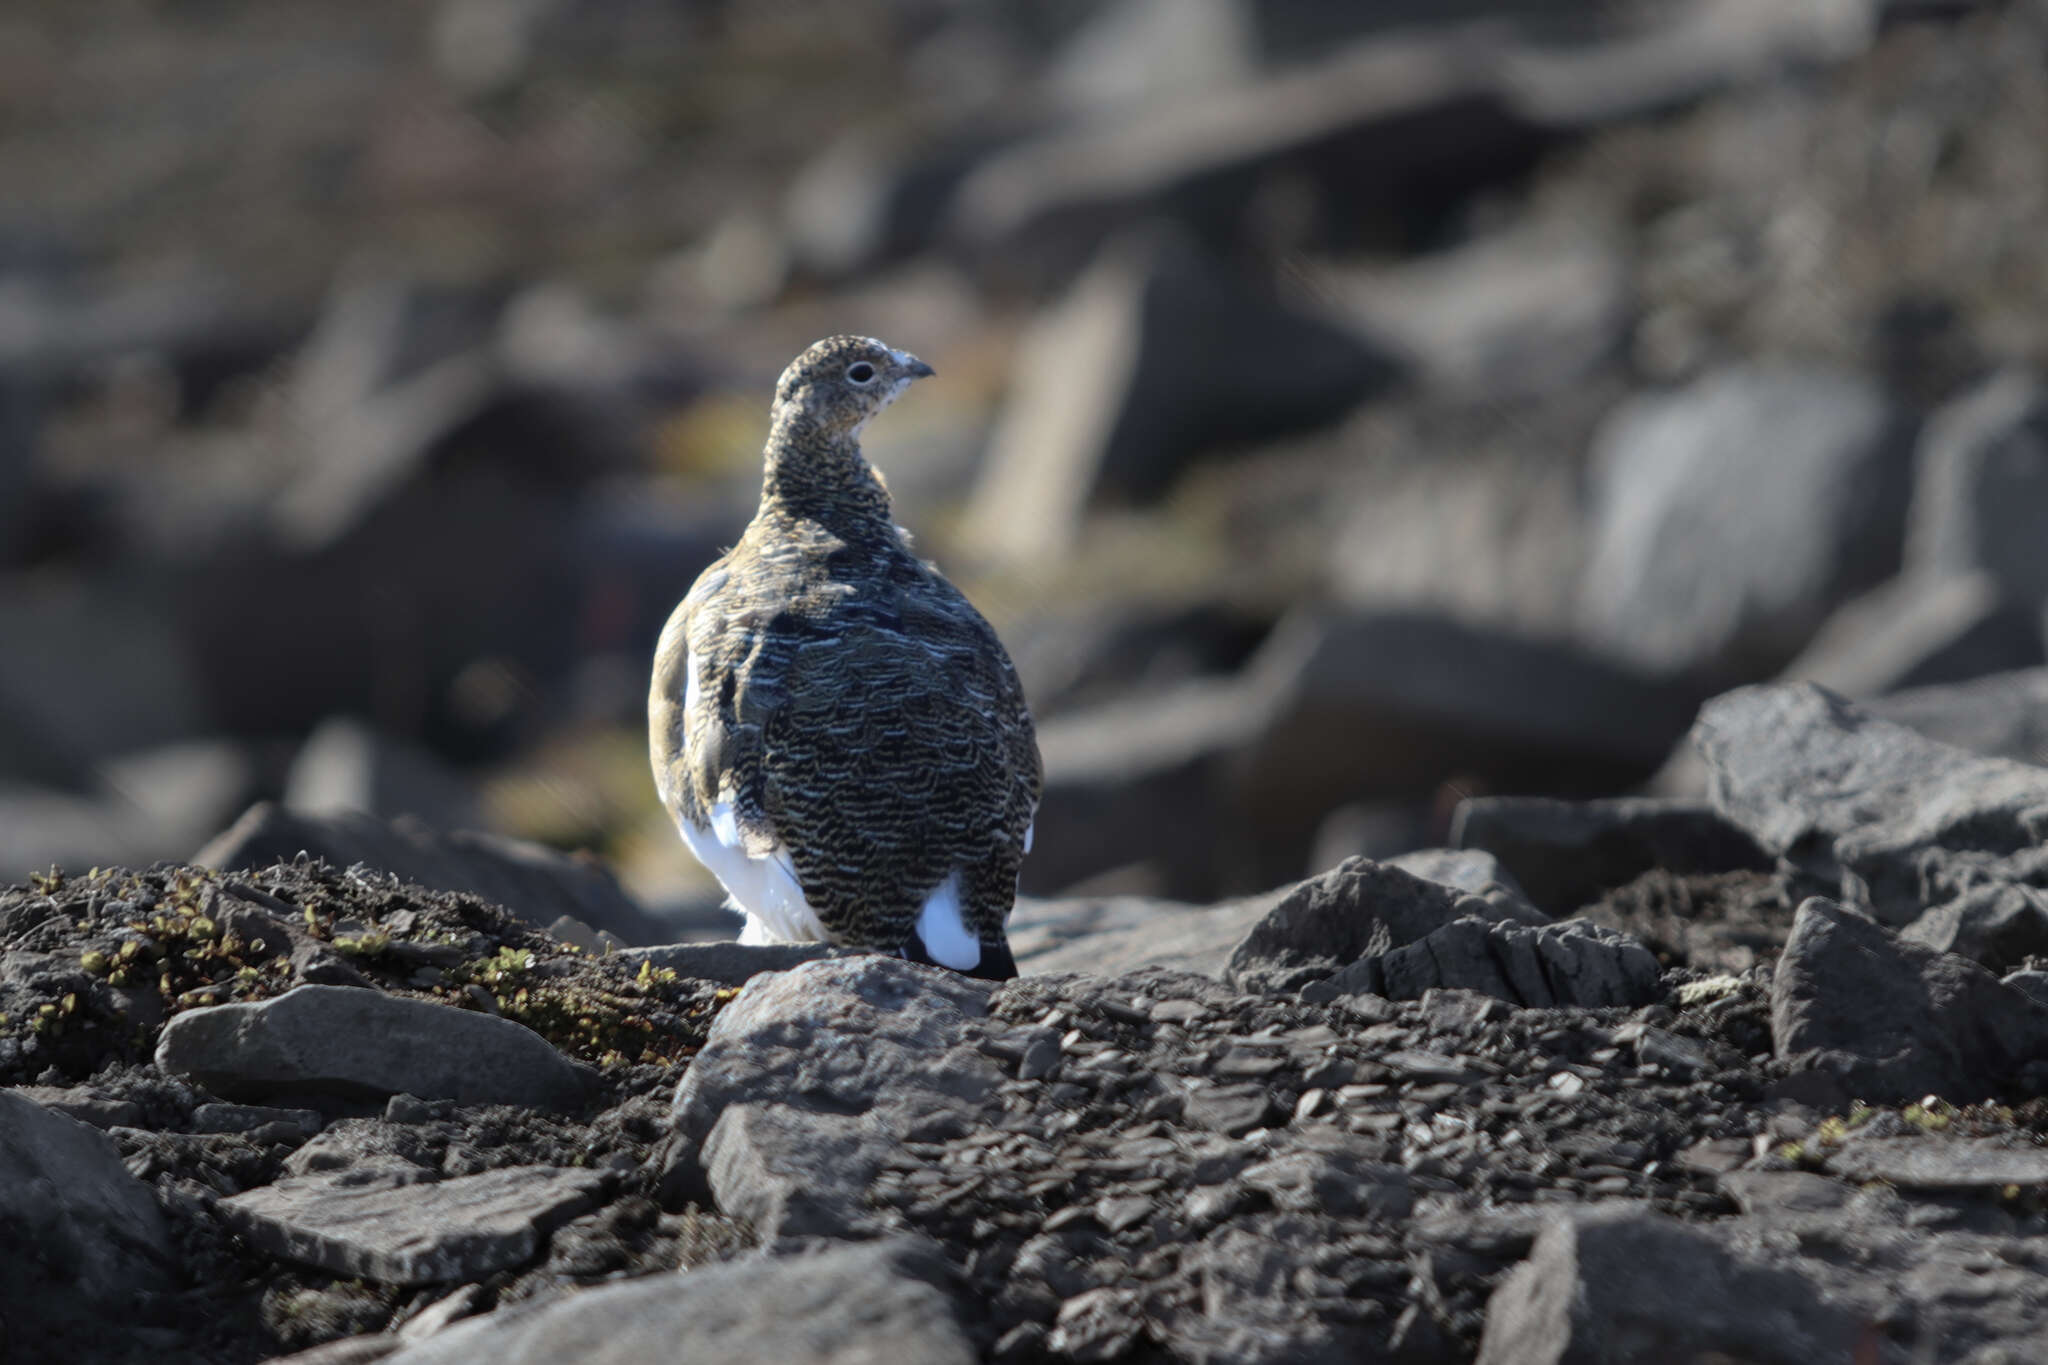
648, 335, 1041, 979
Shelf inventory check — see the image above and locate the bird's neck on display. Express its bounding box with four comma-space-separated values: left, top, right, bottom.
759, 406, 895, 537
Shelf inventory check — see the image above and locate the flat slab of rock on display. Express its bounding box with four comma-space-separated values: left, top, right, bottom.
380, 1236, 974, 1365
1011, 891, 1280, 978
1771, 898, 2048, 1104
0, 1090, 173, 1346
1825, 1137, 2048, 1190
156, 984, 591, 1110
219, 1165, 607, 1285
1477, 1204, 1860, 1365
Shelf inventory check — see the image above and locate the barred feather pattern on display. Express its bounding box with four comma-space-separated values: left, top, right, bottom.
649, 335, 1041, 954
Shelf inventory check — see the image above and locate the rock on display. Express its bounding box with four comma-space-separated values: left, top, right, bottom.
615, 941, 853, 987
1041, 0, 1253, 120
1475, 1204, 1861, 1365
1225, 858, 1474, 994
948, 37, 1547, 284
218, 1165, 606, 1285
1824, 1136, 2048, 1190
1906, 368, 2048, 605
196, 803, 673, 947
1009, 892, 1280, 978
11, 1084, 146, 1130
1449, 795, 1770, 917
1867, 667, 2048, 769
1026, 677, 1257, 899
1032, 606, 1704, 898
1383, 848, 1546, 925
1770, 898, 2048, 1105
0, 1091, 173, 1347
963, 228, 1400, 561
1315, 915, 1663, 1009
1774, 570, 2044, 699
379, 1237, 975, 1365
1576, 364, 1914, 676
1900, 883, 2048, 974
156, 984, 593, 1110
667, 957, 1005, 1240
1238, 1137, 1412, 1219
1694, 681, 2048, 927
1227, 610, 1702, 882
283, 717, 483, 834
0, 576, 209, 789
1318, 222, 1629, 399
1003, 598, 1274, 721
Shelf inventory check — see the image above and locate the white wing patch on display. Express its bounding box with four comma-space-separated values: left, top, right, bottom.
677, 801, 830, 944
914, 870, 980, 972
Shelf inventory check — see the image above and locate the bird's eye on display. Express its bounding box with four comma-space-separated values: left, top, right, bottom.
846, 362, 876, 384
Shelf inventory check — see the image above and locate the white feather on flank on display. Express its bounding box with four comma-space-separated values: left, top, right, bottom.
915, 870, 979, 971
679, 801, 831, 943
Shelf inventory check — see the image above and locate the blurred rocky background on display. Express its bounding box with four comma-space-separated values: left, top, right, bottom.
6, 0, 2047, 941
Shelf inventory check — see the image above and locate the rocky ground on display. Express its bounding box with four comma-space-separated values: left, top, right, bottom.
9, 672, 2048, 1364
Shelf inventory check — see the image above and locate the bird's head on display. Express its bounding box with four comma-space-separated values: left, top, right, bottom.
771, 334, 934, 439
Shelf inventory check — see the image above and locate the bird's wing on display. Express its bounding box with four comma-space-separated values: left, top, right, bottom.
739, 555, 1040, 941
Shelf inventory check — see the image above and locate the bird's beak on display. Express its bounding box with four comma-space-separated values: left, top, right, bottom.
893, 349, 935, 380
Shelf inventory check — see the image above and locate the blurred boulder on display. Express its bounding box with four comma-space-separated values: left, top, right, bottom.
1905, 369, 2048, 605
1318, 223, 1629, 399
1450, 795, 1770, 918
195, 802, 673, 947
949, 37, 1549, 283
1042, 0, 1254, 119
0, 575, 210, 787
1773, 570, 2043, 698
1004, 599, 1274, 718
1030, 607, 1704, 898
965, 229, 1401, 561
171, 275, 660, 754
1576, 364, 1914, 677
1865, 668, 2048, 769
283, 716, 483, 833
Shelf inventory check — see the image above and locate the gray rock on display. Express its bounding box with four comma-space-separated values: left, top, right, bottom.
1010, 892, 1280, 978
1476, 1204, 1861, 1365
379, 1237, 975, 1365
1770, 898, 2048, 1105
1319, 222, 1629, 399
1227, 609, 1700, 885
1383, 848, 1547, 925
615, 941, 854, 987
196, 802, 672, 947
1906, 368, 2048, 605
1577, 364, 1914, 675
1228, 856, 1544, 995
0, 1090, 173, 1345
667, 957, 1005, 1240
1032, 605, 1701, 899
1900, 883, 2048, 974
963, 228, 1399, 561
1825, 1136, 2048, 1190
1317, 915, 1663, 1009
947, 38, 1542, 284
1449, 795, 1769, 917
1775, 570, 2044, 699
11, 1084, 145, 1131
1695, 681, 2048, 928
217, 1165, 606, 1285
1868, 667, 2048, 769
283, 716, 483, 834
156, 984, 592, 1110
1239, 1138, 1412, 1219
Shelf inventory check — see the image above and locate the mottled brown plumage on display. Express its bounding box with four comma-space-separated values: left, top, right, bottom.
649, 335, 1041, 978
